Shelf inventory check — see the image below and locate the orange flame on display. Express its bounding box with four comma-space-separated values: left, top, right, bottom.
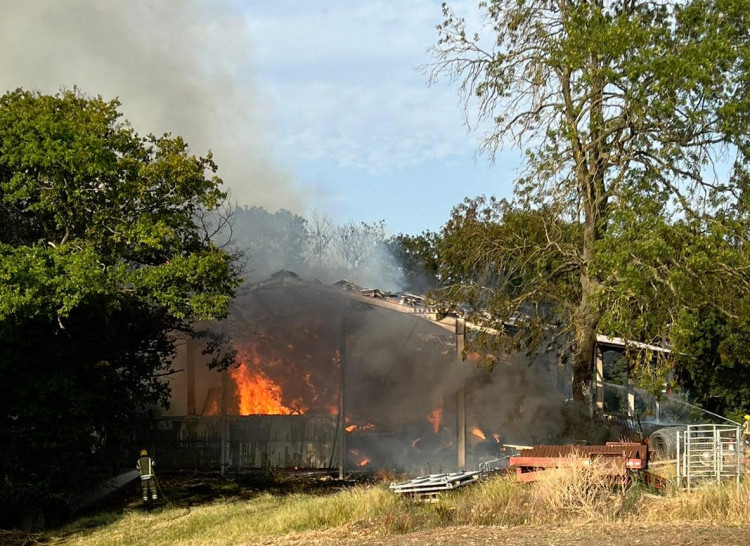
227, 324, 340, 416
345, 422, 375, 433
427, 406, 443, 433
471, 427, 486, 440
230, 363, 294, 415
205, 398, 219, 416
359, 458, 371, 467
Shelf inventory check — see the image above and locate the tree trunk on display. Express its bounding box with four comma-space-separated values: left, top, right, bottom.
571, 304, 598, 402
571, 218, 602, 402
570, 54, 606, 403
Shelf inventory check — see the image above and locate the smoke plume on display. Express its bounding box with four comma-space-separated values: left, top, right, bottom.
216, 284, 566, 471
0, 0, 300, 212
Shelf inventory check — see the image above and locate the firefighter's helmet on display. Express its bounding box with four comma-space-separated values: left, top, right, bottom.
744, 415, 750, 421
140, 449, 148, 456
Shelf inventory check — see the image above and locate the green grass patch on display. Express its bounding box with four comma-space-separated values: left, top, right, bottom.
41, 468, 750, 545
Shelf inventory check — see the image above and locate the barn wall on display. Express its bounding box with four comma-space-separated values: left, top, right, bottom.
138, 415, 338, 470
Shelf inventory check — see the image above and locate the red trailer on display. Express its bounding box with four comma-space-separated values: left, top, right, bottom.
509, 442, 649, 482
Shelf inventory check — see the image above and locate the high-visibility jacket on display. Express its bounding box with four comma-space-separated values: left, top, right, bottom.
137, 456, 155, 480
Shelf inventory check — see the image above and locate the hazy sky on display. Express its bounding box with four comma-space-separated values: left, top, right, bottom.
0, 1, 521, 235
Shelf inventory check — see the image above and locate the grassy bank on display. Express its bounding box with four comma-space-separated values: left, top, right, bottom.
37, 467, 750, 545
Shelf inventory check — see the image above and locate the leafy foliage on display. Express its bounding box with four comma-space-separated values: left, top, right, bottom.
435, 197, 582, 359
231, 206, 308, 280
0, 89, 240, 524
672, 307, 750, 415
228, 206, 400, 290
435, 190, 750, 410
431, 0, 750, 400
385, 231, 441, 294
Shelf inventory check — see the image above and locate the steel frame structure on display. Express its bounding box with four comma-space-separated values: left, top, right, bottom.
676, 424, 741, 491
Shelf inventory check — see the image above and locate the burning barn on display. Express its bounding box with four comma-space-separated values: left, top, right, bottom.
141, 271, 567, 473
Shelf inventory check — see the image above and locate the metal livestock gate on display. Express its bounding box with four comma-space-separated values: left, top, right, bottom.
676, 424, 741, 491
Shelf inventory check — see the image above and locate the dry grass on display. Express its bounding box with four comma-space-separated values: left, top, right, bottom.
43, 465, 750, 545
640, 478, 750, 523
444, 462, 636, 526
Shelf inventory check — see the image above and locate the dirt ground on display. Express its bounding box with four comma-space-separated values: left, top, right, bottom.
268, 521, 750, 546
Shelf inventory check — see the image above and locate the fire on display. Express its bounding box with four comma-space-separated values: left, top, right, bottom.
205, 398, 219, 416
230, 363, 295, 415
471, 427, 486, 440
359, 458, 371, 467
226, 334, 341, 416
345, 421, 375, 433
427, 406, 443, 433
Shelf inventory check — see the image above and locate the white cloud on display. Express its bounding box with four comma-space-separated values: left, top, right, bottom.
243, 0, 486, 171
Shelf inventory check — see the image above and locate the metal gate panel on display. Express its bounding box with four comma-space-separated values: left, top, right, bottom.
676, 424, 740, 491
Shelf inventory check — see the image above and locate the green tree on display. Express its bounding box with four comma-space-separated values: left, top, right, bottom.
231, 205, 308, 281
671, 307, 750, 416
432, 0, 750, 401
437, 193, 750, 408
0, 89, 240, 524
437, 198, 582, 358
386, 231, 441, 293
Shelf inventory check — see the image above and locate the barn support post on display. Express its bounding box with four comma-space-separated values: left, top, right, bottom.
456, 318, 466, 470
186, 337, 196, 415
338, 296, 347, 480
626, 365, 635, 418
595, 347, 604, 412
221, 368, 228, 475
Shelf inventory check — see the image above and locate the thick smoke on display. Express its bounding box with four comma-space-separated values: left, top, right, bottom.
0, 0, 300, 212
231, 206, 405, 291
218, 285, 566, 471
0, 3, 412, 291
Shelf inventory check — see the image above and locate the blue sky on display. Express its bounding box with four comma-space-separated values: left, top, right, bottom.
0, 1, 521, 235
239, 0, 521, 234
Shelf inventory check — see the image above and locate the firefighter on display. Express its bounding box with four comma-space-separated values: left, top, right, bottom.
136, 449, 157, 501
741, 416, 750, 470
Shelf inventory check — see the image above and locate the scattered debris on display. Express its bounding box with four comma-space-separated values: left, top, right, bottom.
389, 471, 481, 502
